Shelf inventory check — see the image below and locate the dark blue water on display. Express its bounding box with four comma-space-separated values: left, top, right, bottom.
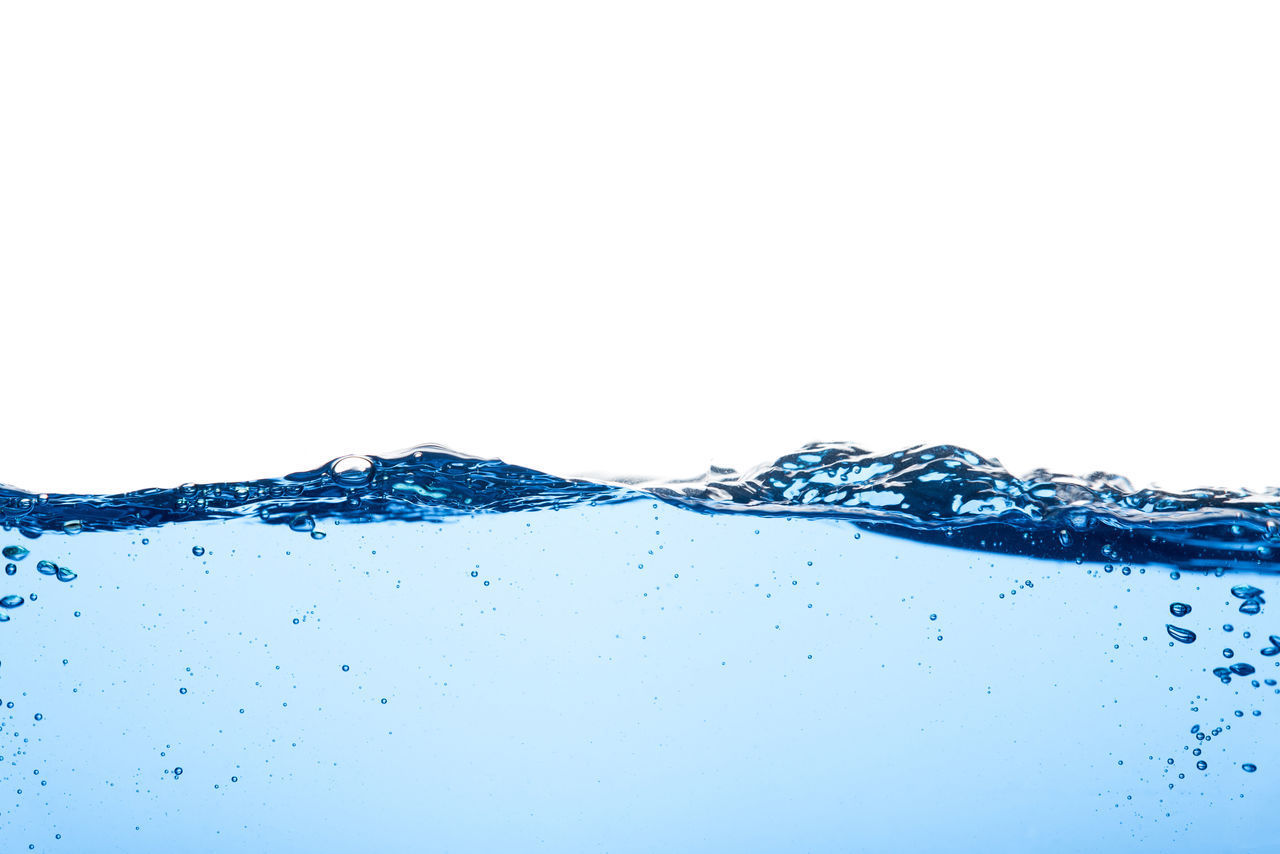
2, 444, 1278, 852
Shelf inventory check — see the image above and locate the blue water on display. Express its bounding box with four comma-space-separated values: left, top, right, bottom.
2, 444, 1279, 852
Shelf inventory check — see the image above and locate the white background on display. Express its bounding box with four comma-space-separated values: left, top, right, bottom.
1, 2, 1277, 494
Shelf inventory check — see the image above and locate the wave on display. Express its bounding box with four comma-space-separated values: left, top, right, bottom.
2, 442, 1277, 572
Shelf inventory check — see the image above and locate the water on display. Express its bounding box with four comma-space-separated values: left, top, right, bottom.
2, 443, 1279, 852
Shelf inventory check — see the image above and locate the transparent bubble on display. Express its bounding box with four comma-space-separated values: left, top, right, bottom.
0, 594, 24, 609
330, 455, 376, 487
289, 515, 316, 533
1169, 602, 1192, 618
192, 546, 205, 557
2, 545, 29, 561
4, 563, 14, 576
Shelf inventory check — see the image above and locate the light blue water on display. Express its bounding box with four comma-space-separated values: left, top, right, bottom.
2, 445, 1279, 852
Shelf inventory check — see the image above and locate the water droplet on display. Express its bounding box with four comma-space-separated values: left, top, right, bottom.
192, 546, 205, 557
2, 546, 29, 561
0, 594, 24, 609
1166, 624, 1196, 644
1169, 602, 1192, 617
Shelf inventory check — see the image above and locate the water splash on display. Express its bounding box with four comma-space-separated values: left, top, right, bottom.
1, 442, 1277, 572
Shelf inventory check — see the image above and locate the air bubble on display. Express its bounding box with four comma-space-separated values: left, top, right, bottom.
289, 515, 316, 533
192, 546, 205, 557
1169, 603, 1192, 618
2, 546, 29, 561
0, 594, 23, 609
330, 455, 376, 487
1166, 624, 1196, 644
